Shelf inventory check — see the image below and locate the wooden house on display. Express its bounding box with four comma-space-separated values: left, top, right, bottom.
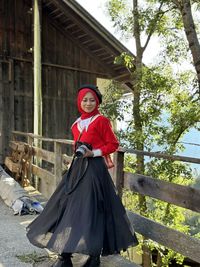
0, 0, 133, 163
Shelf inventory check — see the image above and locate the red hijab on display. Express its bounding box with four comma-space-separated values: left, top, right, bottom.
77, 88, 100, 119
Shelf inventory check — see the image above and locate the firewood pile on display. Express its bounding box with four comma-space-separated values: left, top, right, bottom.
5, 141, 33, 187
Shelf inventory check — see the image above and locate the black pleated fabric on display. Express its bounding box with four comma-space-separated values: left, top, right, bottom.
26, 157, 138, 256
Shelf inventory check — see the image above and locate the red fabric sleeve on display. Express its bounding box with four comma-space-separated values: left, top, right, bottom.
98, 117, 119, 156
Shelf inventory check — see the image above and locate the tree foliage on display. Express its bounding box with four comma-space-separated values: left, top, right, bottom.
104, 0, 200, 266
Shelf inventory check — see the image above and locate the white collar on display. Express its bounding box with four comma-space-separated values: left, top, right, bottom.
71, 114, 101, 132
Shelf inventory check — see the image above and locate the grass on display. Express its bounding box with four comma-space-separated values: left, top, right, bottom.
16, 252, 50, 264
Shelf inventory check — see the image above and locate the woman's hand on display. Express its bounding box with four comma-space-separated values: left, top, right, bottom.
83, 147, 94, 158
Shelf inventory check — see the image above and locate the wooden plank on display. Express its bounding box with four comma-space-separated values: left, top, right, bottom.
9, 141, 47, 167
127, 211, 200, 263
32, 145, 55, 164
8, 60, 14, 136
46, 14, 113, 77
9, 139, 72, 166
124, 173, 200, 212
54, 141, 62, 186
119, 147, 200, 165
12, 131, 74, 145
32, 164, 55, 181
0, 60, 14, 162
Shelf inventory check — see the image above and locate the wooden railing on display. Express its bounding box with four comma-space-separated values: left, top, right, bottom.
114, 148, 200, 264
5, 131, 74, 195
5, 131, 200, 265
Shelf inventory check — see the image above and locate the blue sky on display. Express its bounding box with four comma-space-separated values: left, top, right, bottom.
76, 0, 160, 64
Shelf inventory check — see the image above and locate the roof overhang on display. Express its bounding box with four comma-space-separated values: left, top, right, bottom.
42, 0, 135, 89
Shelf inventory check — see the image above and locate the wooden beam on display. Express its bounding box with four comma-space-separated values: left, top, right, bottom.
42, 62, 108, 76
32, 164, 55, 181
127, 211, 200, 264
119, 147, 200, 165
12, 131, 74, 145
32, 145, 55, 164
11, 57, 109, 77
52, 0, 121, 56
124, 173, 200, 212
58, 0, 133, 57
33, 0, 43, 139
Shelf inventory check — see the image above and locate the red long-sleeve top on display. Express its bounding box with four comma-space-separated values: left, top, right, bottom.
71, 115, 119, 156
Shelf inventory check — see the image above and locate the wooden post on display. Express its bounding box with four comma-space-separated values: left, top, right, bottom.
113, 151, 125, 198
54, 141, 62, 187
33, 0, 42, 189
27, 135, 34, 185
0, 62, 3, 163
33, 0, 42, 141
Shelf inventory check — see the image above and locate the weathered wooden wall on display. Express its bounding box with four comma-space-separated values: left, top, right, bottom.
0, 0, 107, 163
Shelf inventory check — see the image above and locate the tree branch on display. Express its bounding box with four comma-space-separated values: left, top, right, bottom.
142, 2, 164, 52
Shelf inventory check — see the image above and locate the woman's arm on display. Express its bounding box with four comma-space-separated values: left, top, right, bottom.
93, 117, 119, 156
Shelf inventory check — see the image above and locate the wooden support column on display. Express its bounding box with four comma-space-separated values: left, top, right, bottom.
113, 151, 125, 198
33, 0, 42, 189
33, 0, 42, 140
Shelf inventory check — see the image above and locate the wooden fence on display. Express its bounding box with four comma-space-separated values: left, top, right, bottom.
5, 131, 74, 196
4, 131, 200, 266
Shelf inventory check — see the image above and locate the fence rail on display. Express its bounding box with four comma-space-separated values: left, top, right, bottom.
5, 131, 200, 265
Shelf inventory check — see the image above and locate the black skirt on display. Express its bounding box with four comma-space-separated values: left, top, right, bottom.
26, 157, 138, 256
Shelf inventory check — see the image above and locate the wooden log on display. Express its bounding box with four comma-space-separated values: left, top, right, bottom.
4, 157, 20, 173
127, 211, 200, 263
9, 141, 26, 152
124, 173, 200, 212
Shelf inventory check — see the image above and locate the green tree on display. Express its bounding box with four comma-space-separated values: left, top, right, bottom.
105, 0, 200, 266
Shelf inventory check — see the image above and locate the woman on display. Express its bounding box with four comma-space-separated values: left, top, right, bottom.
27, 84, 138, 267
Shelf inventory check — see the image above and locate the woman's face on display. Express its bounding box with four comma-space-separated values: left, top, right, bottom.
81, 92, 97, 113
